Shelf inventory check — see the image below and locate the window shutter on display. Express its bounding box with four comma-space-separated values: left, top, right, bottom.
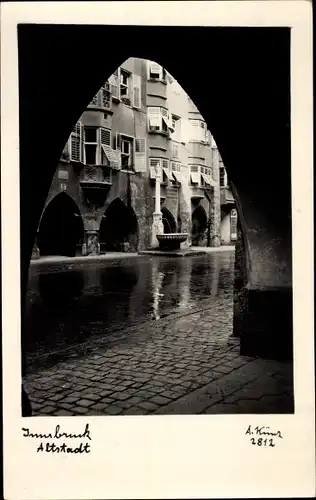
149, 62, 163, 79
70, 122, 82, 162
134, 138, 146, 173
100, 128, 111, 146
132, 74, 141, 108
108, 69, 119, 99
80, 123, 85, 163
116, 133, 122, 151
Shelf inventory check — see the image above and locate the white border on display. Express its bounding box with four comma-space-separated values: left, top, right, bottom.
1, 2, 315, 499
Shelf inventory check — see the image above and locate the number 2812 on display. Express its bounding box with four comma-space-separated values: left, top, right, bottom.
251, 438, 275, 447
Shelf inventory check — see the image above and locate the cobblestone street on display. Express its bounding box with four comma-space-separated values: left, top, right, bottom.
24, 262, 294, 415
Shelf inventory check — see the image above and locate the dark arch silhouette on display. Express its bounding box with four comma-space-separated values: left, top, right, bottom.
191, 205, 208, 246
161, 207, 177, 234
37, 193, 84, 257
100, 198, 139, 252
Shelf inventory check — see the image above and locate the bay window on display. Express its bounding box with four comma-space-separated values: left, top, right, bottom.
148, 107, 172, 134
189, 119, 207, 142
147, 61, 167, 82
190, 165, 214, 187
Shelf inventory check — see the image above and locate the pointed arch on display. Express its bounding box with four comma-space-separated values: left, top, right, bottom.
100, 197, 139, 252
37, 192, 84, 257
191, 205, 208, 246
161, 207, 177, 234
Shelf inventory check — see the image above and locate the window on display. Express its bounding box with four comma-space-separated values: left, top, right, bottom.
149, 158, 172, 183
120, 70, 130, 98
116, 134, 134, 170
108, 70, 119, 99
220, 167, 226, 187
190, 164, 213, 187
84, 127, 98, 165
147, 61, 166, 82
70, 122, 84, 163
148, 107, 171, 134
170, 115, 182, 142
171, 162, 181, 172
83, 126, 115, 166
189, 119, 207, 142
89, 83, 112, 110
231, 209, 238, 241
132, 74, 141, 108
134, 138, 146, 172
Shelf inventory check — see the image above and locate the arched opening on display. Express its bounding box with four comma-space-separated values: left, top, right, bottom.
161, 207, 177, 234
220, 206, 237, 246
100, 198, 139, 252
191, 206, 208, 246
37, 193, 84, 257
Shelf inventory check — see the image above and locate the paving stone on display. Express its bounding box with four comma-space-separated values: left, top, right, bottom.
54, 409, 73, 416
40, 405, 58, 414
72, 406, 89, 414
90, 402, 111, 411
121, 406, 148, 415
76, 398, 95, 407
110, 392, 133, 401
149, 395, 171, 405
103, 405, 124, 415
137, 401, 159, 411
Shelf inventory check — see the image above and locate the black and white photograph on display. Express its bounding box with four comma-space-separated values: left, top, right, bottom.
2, 2, 314, 499
20, 23, 294, 418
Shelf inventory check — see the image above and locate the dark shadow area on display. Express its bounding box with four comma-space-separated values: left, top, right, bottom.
100, 198, 139, 252
161, 207, 177, 233
37, 193, 84, 257
192, 206, 208, 246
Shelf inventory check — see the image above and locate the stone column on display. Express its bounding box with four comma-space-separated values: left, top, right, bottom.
151, 166, 164, 248
83, 230, 100, 256
209, 148, 221, 247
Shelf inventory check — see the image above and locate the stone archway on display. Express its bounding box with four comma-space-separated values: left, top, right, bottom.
100, 198, 139, 252
37, 193, 84, 257
191, 205, 208, 246
18, 25, 293, 365
161, 207, 177, 234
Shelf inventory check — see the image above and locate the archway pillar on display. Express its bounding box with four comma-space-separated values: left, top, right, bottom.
151, 168, 164, 248
232, 188, 292, 361
83, 230, 100, 256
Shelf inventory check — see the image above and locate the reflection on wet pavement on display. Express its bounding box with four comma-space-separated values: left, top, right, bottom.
24, 252, 235, 366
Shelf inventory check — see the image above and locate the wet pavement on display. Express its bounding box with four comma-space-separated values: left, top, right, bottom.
23, 249, 294, 415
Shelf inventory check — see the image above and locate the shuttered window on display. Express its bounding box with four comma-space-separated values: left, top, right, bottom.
231, 209, 238, 240
108, 69, 119, 99
70, 122, 84, 163
189, 119, 207, 142
135, 138, 146, 172
100, 128, 111, 146
148, 107, 171, 134
132, 74, 141, 108
147, 61, 166, 82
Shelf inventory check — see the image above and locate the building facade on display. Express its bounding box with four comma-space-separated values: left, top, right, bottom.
32, 58, 236, 258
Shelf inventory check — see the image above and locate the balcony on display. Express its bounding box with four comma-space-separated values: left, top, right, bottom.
220, 186, 235, 205
190, 185, 205, 201
80, 165, 112, 204
87, 86, 113, 113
